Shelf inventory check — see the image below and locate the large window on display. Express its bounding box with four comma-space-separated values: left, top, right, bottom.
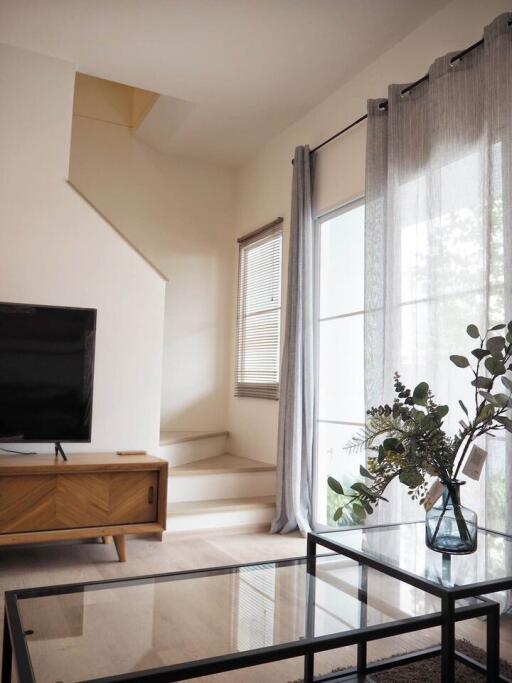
313, 199, 365, 528
235, 223, 283, 400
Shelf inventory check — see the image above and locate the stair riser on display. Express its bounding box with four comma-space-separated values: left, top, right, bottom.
166, 506, 275, 532
168, 471, 276, 503
159, 435, 227, 466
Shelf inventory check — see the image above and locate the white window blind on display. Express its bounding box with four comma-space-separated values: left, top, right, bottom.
235, 218, 283, 400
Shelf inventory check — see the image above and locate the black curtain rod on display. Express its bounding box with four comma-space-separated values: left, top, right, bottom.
297, 21, 511, 161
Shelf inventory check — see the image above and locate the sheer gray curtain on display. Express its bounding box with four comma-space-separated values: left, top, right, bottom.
271, 145, 314, 535
365, 13, 512, 538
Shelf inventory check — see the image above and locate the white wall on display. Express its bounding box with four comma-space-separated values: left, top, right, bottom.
227, 0, 512, 464
0, 42, 166, 454
69, 114, 235, 432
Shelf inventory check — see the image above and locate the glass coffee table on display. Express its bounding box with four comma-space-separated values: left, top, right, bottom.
309, 521, 512, 682
2, 552, 498, 683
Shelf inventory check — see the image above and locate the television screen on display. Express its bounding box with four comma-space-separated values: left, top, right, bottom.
0, 302, 96, 443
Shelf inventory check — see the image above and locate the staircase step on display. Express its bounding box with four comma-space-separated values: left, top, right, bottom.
166, 496, 276, 532
168, 496, 275, 516
159, 432, 229, 467
160, 430, 228, 446
169, 454, 275, 477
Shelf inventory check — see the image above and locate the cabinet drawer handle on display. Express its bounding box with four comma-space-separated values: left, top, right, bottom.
148, 486, 154, 504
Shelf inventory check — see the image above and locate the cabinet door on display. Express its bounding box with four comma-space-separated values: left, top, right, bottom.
0, 475, 57, 533
0, 470, 159, 534
56, 472, 158, 527
108, 471, 158, 524
56, 474, 110, 528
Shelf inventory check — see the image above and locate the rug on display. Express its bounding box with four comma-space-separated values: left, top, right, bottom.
289, 639, 512, 682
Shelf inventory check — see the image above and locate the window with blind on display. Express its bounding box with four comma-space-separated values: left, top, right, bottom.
235, 219, 283, 400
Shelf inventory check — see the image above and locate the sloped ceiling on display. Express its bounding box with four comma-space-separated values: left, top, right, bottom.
0, 0, 450, 166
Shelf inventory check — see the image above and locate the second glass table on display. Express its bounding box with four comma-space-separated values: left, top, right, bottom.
309, 521, 512, 682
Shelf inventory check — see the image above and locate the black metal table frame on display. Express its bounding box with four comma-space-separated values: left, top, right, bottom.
309, 521, 512, 683
1, 553, 500, 683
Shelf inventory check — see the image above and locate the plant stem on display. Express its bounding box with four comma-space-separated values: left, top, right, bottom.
430, 482, 471, 546
453, 431, 475, 480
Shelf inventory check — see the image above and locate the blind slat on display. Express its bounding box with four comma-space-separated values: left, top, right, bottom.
235, 229, 283, 400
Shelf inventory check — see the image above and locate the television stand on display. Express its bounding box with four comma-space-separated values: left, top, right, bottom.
0, 452, 168, 561
54, 442, 68, 462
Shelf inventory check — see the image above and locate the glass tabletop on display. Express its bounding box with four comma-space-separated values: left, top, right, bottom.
314, 522, 512, 592
17, 555, 450, 682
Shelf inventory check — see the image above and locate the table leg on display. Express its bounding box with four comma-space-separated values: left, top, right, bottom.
2, 610, 12, 683
303, 653, 314, 683
357, 563, 368, 675
306, 535, 316, 575
441, 595, 455, 682
486, 601, 500, 683
113, 534, 127, 562
304, 534, 316, 683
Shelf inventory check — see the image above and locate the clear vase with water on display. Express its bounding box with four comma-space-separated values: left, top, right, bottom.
425, 480, 477, 554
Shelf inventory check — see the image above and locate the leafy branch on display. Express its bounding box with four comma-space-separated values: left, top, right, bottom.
450, 321, 512, 479
328, 320, 512, 524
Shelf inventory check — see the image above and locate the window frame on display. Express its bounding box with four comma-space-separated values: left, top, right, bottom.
312, 196, 365, 530
234, 223, 283, 400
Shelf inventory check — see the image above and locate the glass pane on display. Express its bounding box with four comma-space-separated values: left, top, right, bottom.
238, 308, 280, 384
18, 556, 443, 683
242, 235, 282, 316
318, 314, 364, 423
319, 202, 364, 319
315, 422, 365, 528
318, 523, 512, 592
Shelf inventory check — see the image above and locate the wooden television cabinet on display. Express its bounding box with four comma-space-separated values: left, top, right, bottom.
0, 453, 168, 562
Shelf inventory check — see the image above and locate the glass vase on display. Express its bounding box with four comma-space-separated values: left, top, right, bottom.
425, 480, 477, 554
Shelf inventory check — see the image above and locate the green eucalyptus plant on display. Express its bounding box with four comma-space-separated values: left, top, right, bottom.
328, 320, 512, 525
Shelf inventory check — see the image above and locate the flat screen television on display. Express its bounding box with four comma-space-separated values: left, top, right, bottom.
0, 302, 96, 454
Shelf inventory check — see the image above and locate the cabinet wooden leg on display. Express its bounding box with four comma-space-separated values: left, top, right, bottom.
102, 535, 113, 544
113, 535, 127, 562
